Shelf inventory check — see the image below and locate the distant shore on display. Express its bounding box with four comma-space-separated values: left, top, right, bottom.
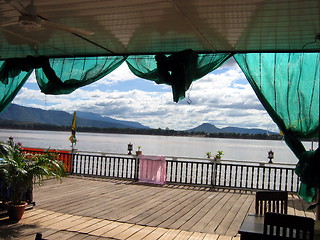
0, 120, 285, 141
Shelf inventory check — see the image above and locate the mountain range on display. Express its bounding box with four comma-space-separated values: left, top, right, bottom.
0, 104, 149, 129
0, 104, 277, 135
188, 123, 277, 135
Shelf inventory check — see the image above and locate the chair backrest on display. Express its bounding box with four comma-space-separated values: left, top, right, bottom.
255, 190, 288, 215
264, 212, 314, 240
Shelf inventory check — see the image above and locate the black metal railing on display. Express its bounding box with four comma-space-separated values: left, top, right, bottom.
166, 160, 214, 186
165, 160, 299, 192
213, 163, 298, 192
22, 149, 300, 192
72, 153, 138, 180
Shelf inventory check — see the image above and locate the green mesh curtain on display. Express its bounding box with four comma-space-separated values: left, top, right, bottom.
126, 50, 232, 102
235, 53, 320, 202
0, 60, 33, 112
36, 56, 127, 94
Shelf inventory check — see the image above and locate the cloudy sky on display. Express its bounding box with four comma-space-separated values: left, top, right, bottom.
13, 57, 278, 132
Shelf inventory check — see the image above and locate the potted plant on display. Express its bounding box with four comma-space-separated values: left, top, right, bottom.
214, 150, 224, 160
0, 143, 67, 222
206, 152, 212, 158
136, 146, 142, 155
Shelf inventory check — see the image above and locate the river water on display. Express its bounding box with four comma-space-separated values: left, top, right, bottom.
0, 129, 314, 165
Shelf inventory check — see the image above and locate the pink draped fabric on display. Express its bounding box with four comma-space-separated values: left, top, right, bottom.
139, 155, 166, 185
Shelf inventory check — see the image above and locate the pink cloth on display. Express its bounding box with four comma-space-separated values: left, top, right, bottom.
139, 155, 166, 185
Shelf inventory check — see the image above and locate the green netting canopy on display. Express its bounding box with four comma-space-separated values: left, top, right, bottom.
0, 51, 319, 202
126, 50, 232, 102
36, 56, 127, 94
235, 52, 320, 202
0, 59, 33, 112
0, 56, 126, 113
127, 49, 232, 102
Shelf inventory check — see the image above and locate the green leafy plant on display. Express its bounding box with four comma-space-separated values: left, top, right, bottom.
214, 150, 224, 160
135, 146, 143, 155
0, 143, 67, 205
206, 152, 212, 158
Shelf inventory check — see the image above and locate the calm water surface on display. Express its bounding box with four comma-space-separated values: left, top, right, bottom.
0, 129, 313, 164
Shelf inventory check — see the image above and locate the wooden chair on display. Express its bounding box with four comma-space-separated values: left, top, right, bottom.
255, 190, 288, 215
264, 212, 314, 240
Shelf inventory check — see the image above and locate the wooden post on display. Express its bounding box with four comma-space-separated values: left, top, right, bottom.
317, 95, 320, 220
70, 142, 75, 174
211, 161, 217, 188
316, 189, 320, 220
134, 155, 140, 182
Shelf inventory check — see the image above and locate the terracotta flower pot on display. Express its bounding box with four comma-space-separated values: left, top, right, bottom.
7, 202, 28, 222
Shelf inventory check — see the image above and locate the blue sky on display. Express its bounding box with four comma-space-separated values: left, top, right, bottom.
14, 57, 278, 132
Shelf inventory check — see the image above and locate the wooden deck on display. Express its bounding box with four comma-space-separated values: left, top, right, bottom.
0, 176, 315, 240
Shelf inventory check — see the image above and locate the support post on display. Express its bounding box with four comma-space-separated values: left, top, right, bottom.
70, 142, 75, 174
134, 155, 140, 182
211, 161, 217, 188
317, 189, 320, 220
317, 88, 320, 220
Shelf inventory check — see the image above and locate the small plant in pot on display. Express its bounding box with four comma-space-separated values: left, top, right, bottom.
0, 143, 67, 222
214, 150, 224, 160
136, 146, 142, 155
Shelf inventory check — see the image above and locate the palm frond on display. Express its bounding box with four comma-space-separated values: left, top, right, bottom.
0, 142, 67, 203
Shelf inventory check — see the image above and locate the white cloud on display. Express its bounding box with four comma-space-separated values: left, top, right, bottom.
14, 60, 278, 132
88, 63, 137, 88
28, 72, 37, 83
105, 63, 137, 81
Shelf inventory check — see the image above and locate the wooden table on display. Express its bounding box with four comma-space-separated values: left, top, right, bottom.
238, 214, 264, 240
238, 214, 320, 240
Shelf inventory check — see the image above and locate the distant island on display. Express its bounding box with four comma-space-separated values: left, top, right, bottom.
0, 104, 282, 140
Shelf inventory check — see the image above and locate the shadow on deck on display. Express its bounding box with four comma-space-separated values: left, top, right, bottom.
0, 176, 315, 240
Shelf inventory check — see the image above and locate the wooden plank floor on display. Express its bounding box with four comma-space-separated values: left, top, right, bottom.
0, 176, 315, 239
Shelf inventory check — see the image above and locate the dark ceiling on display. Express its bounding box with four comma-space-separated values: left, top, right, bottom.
0, 0, 319, 59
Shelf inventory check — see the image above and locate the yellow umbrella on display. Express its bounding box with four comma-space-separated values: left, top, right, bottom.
69, 111, 77, 146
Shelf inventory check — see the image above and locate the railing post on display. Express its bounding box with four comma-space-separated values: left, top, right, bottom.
134, 155, 140, 182
211, 161, 216, 188
70, 149, 75, 174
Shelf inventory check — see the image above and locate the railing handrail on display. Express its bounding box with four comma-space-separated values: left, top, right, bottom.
22, 147, 297, 168
73, 150, 297, 167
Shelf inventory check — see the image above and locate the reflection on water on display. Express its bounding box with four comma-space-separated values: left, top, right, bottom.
0, 129, 311, 164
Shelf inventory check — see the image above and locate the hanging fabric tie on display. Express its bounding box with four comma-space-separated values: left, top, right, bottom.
0, 56, 64, 87
285, 134, 320, 202
0, 56, 45, 84
36, 57, 69, 94
126, 51, 232, 103
155, 49, 198, 102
